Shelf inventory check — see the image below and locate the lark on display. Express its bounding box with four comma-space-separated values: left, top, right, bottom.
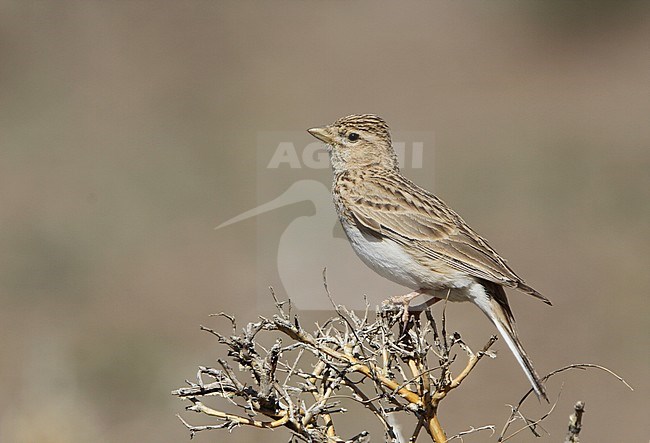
308, 114, 551, 400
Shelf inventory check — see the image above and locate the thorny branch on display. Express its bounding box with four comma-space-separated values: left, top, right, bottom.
173, 286, 498, 442
173, 286, 632, 442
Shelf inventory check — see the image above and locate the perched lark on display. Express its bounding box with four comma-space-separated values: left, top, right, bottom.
308, 114, 551, 400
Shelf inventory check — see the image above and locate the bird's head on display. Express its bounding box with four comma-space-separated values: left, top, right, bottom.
308, 114, 399, 174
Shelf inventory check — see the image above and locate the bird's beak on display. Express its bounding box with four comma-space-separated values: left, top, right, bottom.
307, 126, 334, 144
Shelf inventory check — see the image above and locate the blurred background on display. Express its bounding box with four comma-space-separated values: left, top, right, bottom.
1, 1, 648, 441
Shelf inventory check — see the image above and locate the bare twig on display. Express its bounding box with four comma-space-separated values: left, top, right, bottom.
500, 385, 562, 442
498, 364, 632, 441
447, 424, 496, 441
175, 289, 629, 442
565, 401, 585, 443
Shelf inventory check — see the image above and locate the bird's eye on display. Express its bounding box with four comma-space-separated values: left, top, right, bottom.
347, 132, 359, 142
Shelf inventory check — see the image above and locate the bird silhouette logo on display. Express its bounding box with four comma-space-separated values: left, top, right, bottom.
216, 133, 433, 311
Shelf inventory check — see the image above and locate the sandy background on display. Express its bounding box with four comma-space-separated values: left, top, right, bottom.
1, 1, 648, 442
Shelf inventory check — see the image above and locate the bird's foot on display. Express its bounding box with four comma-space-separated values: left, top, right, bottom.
382, 290, 425, 323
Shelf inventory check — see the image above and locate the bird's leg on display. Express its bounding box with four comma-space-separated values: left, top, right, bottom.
383, 290, 433, 323
410, 296, 441, 313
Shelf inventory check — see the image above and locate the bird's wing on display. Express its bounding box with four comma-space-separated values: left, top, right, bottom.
338, 172, 551, 304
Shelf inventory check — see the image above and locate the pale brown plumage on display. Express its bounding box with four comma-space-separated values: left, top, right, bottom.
336, 169, 551, 305
308, 114, 551, 400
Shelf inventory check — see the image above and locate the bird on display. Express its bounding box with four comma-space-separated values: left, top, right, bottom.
307, 114, 551, 400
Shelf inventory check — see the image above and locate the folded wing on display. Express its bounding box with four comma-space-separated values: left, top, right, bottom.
339, 171, 551, 305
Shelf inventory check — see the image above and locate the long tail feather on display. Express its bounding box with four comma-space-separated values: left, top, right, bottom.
470, 282, 548, 401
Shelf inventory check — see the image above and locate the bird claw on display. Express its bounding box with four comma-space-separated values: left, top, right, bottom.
381, 293, 419, 323
382, 291, 440, 324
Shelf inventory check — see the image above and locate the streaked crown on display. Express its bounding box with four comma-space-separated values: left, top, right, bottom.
333, 114, 392, 144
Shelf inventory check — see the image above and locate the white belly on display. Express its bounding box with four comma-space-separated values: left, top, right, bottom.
342, 222, 474, 298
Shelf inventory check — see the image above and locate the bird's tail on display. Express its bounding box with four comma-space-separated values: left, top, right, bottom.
475, 284, 548, 401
